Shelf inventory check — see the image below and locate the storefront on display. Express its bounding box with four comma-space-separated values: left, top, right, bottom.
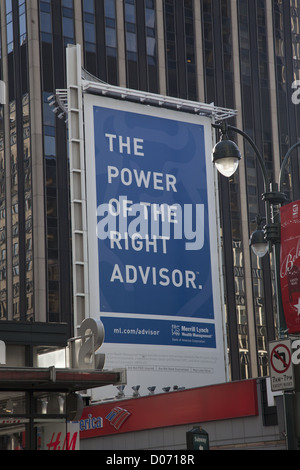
0, 367, 124, 450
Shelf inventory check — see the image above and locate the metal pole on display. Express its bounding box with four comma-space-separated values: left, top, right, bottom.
279, 142, 300, 194
25, 391, 36, 450
213, 123, 300, 449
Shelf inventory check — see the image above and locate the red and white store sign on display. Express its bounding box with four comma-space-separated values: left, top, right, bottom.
280, 200, 300, 334
79, 380, 258, 440
39, 423, 80, 450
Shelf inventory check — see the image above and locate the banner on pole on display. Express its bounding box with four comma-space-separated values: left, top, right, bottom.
280, 200, 300, 334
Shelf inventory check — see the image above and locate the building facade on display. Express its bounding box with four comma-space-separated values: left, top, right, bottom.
78, 378, 286, 451
0, 0, 299, 414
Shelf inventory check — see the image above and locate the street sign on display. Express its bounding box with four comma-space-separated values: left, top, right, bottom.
269, 339, 295, 391
186, 427, 209, 450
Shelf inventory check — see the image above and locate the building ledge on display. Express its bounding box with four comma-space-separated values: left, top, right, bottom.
0, 321, 70, 346
0, 366, 126, 393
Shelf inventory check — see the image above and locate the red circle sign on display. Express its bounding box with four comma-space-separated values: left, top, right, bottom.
270, 343, 291, 374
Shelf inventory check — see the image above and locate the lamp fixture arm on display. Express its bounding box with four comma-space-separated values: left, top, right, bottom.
230, 126, 270, 191
213, 122, 272, 229
279, 141, 300, 193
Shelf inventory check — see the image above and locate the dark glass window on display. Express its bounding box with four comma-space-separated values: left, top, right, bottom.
124, 0, 138, 88
82, 0, 97, 76
164, 0, 196, 99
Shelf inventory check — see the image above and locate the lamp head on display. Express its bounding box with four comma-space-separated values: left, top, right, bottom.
249, 228, 269, 258
212, 137, 241, 177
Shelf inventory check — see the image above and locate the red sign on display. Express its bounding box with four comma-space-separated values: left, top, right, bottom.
270, 343, 291, 374
280, 201, 300, 334
79, 380, 258, 440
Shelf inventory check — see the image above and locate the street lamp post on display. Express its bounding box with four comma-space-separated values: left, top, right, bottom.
212, 121, 300, 450
212, 121, 300, 336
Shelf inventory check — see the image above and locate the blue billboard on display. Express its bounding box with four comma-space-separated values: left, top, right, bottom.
83, 94, 227, 394
93, 106, 214, 331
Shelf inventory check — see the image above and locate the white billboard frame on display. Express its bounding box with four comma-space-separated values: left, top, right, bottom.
66, 44, 236, 399
84, 96, 227, 397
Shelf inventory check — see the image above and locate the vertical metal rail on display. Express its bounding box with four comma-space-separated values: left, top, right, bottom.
66, 45, 89, 332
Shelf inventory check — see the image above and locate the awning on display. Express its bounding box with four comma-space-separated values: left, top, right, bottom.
0, 367, 126, 392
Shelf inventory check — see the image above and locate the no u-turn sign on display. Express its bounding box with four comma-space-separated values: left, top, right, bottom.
269, 339, 295, 392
